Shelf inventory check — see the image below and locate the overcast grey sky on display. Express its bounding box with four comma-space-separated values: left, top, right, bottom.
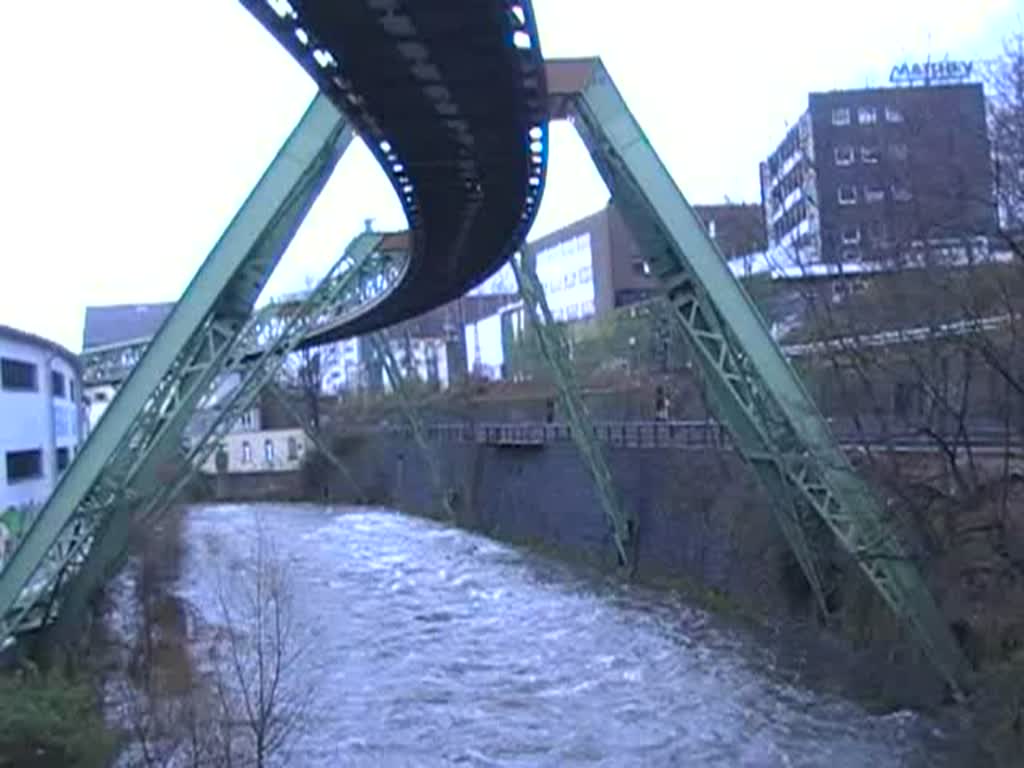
0, 1, 1017, 350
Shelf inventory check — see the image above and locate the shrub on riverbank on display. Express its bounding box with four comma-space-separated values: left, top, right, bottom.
0, 668, 117, 767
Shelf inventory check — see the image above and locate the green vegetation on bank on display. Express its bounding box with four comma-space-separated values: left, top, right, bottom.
0, 667, 117, 768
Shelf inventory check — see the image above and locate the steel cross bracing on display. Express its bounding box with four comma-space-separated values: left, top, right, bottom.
82, 338, 153, 387
47, 234, 401, 642
550, 59, 968, 692
0, 94, 356, 647
510, 253, 636, 569
370, 333, 455, 520
268, 385, 367, 502
80, 238, 406, 405
134, 232, 392, 525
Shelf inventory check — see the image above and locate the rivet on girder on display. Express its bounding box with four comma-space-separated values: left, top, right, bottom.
412, 63, 441, 82
397, 41, 429, 63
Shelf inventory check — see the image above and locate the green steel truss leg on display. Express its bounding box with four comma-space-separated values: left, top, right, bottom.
370, 333, 455, 520
136, 232, 388, 523
0, 94, 355, 647
46, 233, 393, 642
561, 61, 968, 692
510, 254, 636, 569
268, 385, 367, 503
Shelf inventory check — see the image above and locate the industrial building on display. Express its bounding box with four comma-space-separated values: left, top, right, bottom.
466, 201, 765, 378
761, 80, 998, 265
0, 325, 85, 517
351, 293, 516, 392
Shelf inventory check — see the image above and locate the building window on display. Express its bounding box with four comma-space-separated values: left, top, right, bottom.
708, 219, 717, 239
834, 146, 854, 166
1, 358, 38, 392
832, 108, 850, 126
889, 143, 908, 161
6, 449, 42, 483
631, 258, 650, 276
885, 106, 904, 123
838, 186, 858, 205
241, 441, 252, 463
240, 410, 255, 430
864, 186, 885, 204
868, 220, 887, 243
264, 439, 275, 464
287, 437, 298, 460
892, 183, 913, 202
51, 371, 66, 399
841, 226, 861, 245
69, 380, 76, 402
860, 146, 881, 164
858, 107, 878, 125
56, 447, 70, 473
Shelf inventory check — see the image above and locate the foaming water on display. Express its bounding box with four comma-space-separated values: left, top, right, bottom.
175, 504, 983, 767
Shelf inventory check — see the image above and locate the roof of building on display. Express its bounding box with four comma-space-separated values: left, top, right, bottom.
82, 303, 175, 351
809, 81, 984, 100
0, 324, 80, 372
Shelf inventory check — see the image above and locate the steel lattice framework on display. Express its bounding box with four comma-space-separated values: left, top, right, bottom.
370, 333, 456, 520
545, 58, 968, 693
0, 95, 355, 646
0, 3, 966, 698
510, 252, 637, 569
0, 0, 549, 649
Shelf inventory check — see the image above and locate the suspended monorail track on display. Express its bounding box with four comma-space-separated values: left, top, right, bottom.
242, 0, 550, 343
0, 0, 549, 647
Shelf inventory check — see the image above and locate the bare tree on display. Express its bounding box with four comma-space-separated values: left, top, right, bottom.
280, 343, 340, 435
275, 276, 343, 435
988, 31, 1024, 258
752, 43, 1024, 727
117, 514, 315, 768
207, 520, 315, 768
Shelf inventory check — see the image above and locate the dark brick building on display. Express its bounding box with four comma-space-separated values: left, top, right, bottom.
515, 202, 765, 316
761, 82, 998, 264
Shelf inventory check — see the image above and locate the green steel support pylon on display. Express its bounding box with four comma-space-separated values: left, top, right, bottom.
370, 333, 455, 520
268, 385, 367, 503
0, 94, 355, 647
553, 59, 968, 692
510, 253, 636, 569
46, 233, 399, 641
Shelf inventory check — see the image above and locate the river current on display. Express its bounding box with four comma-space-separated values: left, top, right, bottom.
173, 504, 984, 767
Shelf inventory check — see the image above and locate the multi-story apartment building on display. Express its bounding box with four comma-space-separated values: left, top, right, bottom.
761, 82, 997, 264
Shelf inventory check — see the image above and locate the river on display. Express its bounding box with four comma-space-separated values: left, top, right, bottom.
173, 504, 985, 767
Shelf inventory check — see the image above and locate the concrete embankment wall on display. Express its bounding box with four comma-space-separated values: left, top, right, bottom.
200, 470, 307, 503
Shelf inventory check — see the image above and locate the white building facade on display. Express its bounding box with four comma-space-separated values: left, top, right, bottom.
0, 326, 85, 514
464, 235, 598, 380
201, 428, 311, 475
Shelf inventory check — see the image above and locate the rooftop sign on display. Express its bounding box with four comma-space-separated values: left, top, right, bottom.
890, 59, 974, 85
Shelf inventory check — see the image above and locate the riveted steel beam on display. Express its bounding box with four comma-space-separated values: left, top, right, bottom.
510, 253, 636, 569
0, 94, 354, 647
370, 332, 455, 520
549, 57, 968, 693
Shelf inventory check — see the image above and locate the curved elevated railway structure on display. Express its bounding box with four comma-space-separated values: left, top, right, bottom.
2, 7, 970, 696
242, 0, 548, 340
0, 0, 548, 648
